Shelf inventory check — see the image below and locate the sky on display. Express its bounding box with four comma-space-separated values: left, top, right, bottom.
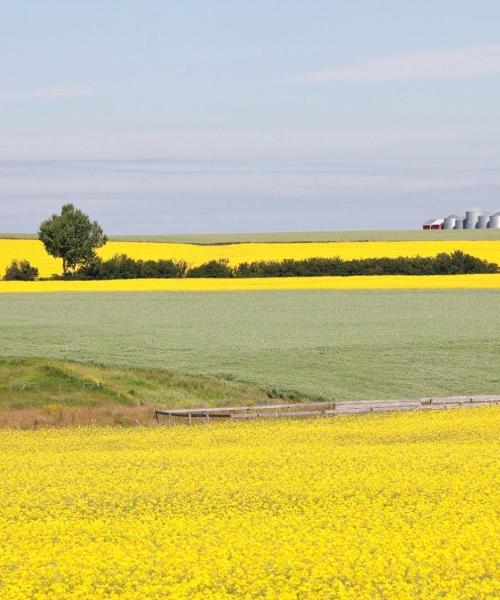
1, 1, 500, 233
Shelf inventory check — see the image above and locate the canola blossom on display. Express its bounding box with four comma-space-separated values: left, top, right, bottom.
0, 407, 498, 599
1, 238, 500, 279
1, 273, 500, 293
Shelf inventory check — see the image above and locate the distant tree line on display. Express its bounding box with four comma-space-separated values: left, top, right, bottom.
6, 250, 494, 281
228, 252, 498, 277
184, 252, 498, 278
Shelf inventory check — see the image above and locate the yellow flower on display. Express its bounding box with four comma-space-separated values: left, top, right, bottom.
0, 407, 498, 598
1, 273, 499, 293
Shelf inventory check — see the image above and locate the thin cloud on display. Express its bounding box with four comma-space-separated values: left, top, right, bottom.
0, 85, 108, 101
286, 45, 500, 82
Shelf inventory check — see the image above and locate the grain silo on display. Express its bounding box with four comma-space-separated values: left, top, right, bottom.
443, 214, 460, 230
477, 213, 490, 229
465, 208, 482, 229
454, 216, 464, 229
489, 212, 500, 229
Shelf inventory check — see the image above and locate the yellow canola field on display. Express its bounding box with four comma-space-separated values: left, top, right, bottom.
1, 273, 500, 293
0, 408, 498, 599
1, 238, 500, 279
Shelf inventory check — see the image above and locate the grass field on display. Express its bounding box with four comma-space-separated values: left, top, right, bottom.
4, 228, 500, 243
2, 238, 500, 280
1, 290, 499, 400
0, 407, 498, 598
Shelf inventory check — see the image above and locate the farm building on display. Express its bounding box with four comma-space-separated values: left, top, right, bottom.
422, 219, 444, 230
423, 208, 500, 230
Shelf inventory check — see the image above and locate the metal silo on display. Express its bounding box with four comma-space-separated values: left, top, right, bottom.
489, 212, 500, 229
444, 214, 459, 229
465, 208, 482, 229
454, 217, 464, 229
477, 213, 490, 229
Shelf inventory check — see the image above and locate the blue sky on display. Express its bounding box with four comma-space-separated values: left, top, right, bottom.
1, 1, 500, 233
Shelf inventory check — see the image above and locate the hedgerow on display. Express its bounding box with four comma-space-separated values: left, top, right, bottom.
184, 251, 497, 278
20, 250, 499, 280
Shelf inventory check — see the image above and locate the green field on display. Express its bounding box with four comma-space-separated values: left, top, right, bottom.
1, 289, 499, 401
3, 228, 500, 243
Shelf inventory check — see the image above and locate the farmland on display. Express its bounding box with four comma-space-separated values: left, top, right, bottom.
1, 230, 498, 597
4, 228, 500, 243
2, 238, 500, 280
0, 407, 498, 599
1, 290, 499, 401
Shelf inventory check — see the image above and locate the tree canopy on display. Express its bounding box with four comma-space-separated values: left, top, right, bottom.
38, 204, 107, 274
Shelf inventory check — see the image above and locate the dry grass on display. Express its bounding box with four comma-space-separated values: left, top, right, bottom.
0, 404, 156, 429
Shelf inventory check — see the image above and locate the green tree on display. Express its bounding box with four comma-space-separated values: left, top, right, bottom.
38, 204, 107, 275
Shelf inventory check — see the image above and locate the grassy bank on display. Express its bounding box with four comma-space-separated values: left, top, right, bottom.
1, 289, 499, 401
0, 357, 300, 428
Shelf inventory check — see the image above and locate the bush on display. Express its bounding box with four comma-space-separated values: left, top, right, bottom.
3, 260, 39, 281
185, 259, 234, 278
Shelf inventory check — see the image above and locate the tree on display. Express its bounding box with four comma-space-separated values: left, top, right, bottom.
38, 204, 107, 275
3, 260, 39, 281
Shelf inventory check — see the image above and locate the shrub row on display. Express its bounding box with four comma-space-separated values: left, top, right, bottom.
4, 251, 497, 281
229, 252, 498, 277
74, 251, 498, 279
